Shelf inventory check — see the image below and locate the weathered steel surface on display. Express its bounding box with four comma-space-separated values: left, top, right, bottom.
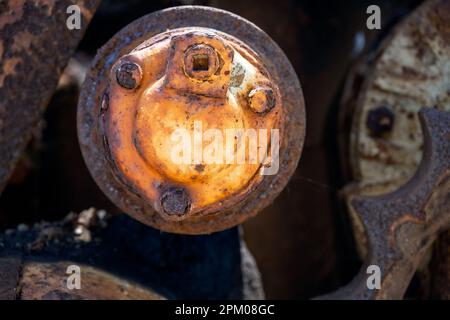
336, 0, 450, 299
0, 208, 264, 299
0, 255, 165, 300
346, 0, 450, 193
323, 108, 450, 299
0, 0, 100, 194
19, 261, 165, 300
78, 6, 305, 234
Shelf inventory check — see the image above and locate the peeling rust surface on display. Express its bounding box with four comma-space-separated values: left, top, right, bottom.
19, 261, 165, 300
0, 209, 263, 299
77, 6, 305, 234
349, 0, 450, 190
104, 28, 282, 218
323, 108, 450, 299
338, 0, 450, 298
0, 0, 100, 194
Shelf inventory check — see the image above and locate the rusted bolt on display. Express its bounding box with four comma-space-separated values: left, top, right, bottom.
77, 6, 306, 234
248, 87, 276, 114
184, 44, 219, 80
115, 62, 142, 89
161, 188, 191, 218
366, 106, 395, 137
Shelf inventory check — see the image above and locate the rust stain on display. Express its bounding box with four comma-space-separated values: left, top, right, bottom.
0, 0, 26, 29
0, 0, 100, 194
33, 0, 55, 16
0, 57, 21, 87
11, 31, 36, 52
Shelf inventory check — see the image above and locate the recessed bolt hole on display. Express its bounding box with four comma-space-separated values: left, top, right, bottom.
192, 54, 209, 71
366, 106, 395, 137
184, 44, 219, 79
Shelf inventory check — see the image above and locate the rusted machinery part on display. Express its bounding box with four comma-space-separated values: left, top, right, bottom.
77, 6, 305, 234
346, 0, 450, 191
0, 257, 165, 300
338, 0, 450, 279
0, 0, 100, 194
321, 108, 450, 299
0, 208, 264, 300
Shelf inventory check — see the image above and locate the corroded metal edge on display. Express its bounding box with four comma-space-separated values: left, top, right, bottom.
320, 108, 450, 299
0, 0, 100, 194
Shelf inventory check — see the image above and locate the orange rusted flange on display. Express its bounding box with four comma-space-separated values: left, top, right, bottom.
78, 6, 305, 234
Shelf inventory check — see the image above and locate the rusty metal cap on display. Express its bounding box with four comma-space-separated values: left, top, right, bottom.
77, 6, 305, 234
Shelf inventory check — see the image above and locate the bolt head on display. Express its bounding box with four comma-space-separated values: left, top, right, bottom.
161, 188, 191, 218
116, 62, 142, 89
248, 87, 276, 114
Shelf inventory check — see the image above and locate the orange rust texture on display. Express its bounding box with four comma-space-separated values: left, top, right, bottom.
105, 28, 283, 219
0, 0, 100, 193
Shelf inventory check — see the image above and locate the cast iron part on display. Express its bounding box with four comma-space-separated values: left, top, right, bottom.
115, 62, 142, 90
0, 0, 100, 195
0, 210, 263, 300
366, 106, 395, 138
77, 6, 306, 234
324, 108, 450, 299
336, 0, 450, 299
161, 188, 191, 217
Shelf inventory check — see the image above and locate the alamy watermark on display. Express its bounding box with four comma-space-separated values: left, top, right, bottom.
66, 5, 81, 30
366, 264, 381, 290
170, 121, 280, 175
366, 5, 381, 30
66, 265, 81, 290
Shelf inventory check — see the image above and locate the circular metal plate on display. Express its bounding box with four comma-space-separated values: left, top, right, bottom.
77, 6, 305, 234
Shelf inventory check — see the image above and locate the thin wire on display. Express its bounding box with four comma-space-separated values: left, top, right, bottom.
295, 175, 338, 192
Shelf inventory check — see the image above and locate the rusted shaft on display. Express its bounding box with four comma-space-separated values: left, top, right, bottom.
78, 6, 305, 234
0, 0, 100, 194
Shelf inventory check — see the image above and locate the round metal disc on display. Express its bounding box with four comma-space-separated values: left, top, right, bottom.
77, 6, 305, 234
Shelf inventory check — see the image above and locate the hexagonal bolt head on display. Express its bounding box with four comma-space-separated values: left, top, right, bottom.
160, 188, 191, 217
248, 87, 276, 114
116, 62, 142, 89
184, 44, 219, 80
